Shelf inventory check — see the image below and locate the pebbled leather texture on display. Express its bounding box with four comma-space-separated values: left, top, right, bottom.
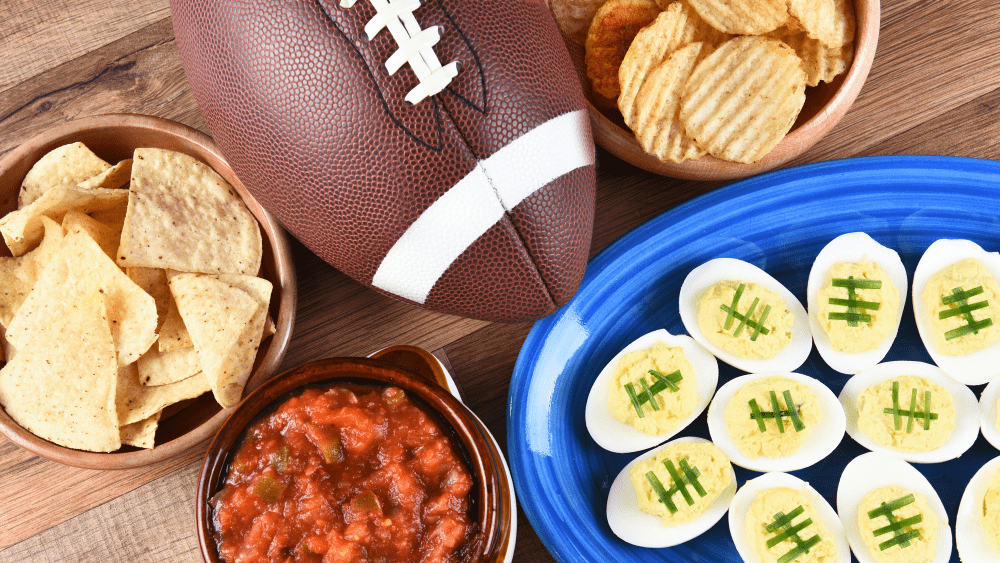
171, 0, 597, 322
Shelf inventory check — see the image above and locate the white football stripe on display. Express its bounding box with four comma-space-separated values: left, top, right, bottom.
372, 109, 594, 304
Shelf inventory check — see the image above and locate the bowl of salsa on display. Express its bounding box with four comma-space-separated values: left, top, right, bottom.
197, 347, 513, 563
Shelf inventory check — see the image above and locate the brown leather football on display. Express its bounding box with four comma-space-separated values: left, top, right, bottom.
171, 0, 597, 322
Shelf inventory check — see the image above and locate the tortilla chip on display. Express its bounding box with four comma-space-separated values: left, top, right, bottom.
264, 314, 276, 338
0, 287, 120, 452
127, 267, 171, 330
169, 274, 262, 408
0, 217, 64, 333
117, 148, 262, 276
120, 410, 160, 449
77, 159, 132, 190
18, 142, 111, 208
89, 199, 128, 233
158, 297, 193, 352
116, 363, 210, 425
138, 346, 201, 386
6, 231, 157, 366
62, 210, 122, 260
0, 186, 127, 256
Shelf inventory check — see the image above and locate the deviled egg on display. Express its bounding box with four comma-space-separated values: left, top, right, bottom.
606, 436, 736, 548
837, 452, 951, 563
956, 455, 1000, 562
807, 233, 907, 374
730, 472, 850, 563
839, 361, 979, 463
708, 372, 846, 472
679, 258, 812, 373
913, 239, 1000, 385
979, 376, 1000, 450
585, 329, 718, 453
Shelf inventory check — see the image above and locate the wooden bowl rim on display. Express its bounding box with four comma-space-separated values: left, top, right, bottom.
0, 113, 297, 469
565, 0, 881, 180
196, 356, 509, 563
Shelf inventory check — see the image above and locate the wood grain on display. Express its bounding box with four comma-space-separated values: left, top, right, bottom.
0, 0, 169, 94
4, 0, 1000, 561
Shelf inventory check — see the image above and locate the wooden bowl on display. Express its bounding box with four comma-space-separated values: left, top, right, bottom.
197, 348, 514, 563
554, 0, 880, 180
0, 114, 297, 469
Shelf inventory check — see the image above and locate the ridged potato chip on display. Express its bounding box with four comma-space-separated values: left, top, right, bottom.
631, 42, 710, 163
680, 36, 806, 164
771, 26, 854, 87
585, 0, 662, 101
551, 0, 611, 45
788, 0, 855, 48
685, 0, 788, 35
618, 2, 727, 126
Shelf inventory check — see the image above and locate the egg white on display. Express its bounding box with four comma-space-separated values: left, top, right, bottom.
707, 372, 846, 472
836, 452, 951, 563
679, 258, 812, 373
728, 472, 850, 563
913, 239, 1000, 385
839, 361, 980, 463
807, 232, 908, 374
584, 329, 719, 453
980, 377, 1000, 451
606, 436, 736, 548
956, 455, 1000, 563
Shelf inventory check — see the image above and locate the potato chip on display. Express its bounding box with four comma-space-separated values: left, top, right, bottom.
551, 0, 611, 45
771, 26, 853, 86
680, 36, 806, 164
0, 216, 64, 334
618, 2, 727, 127
6, 231, 157, 366
120, 410, 160, 449
170, 274, 262, 408
116, 363, 210, 426
585, 0, 662, 101
632, 42, 710, 163
18, 142, 110, 208
0, 285, 119, 452
62, 210, 121, 260
77, 159, 132, 190
117, 148, 262, 276
0, 186, 127, 256
127, 267, 171, 331
685, 0, 788, 35
787, 0, 855, 49
138, 346, 201, 387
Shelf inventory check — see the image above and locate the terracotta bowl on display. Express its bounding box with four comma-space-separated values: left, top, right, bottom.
551, 0, 880, 180
0, 114, 297, 469
197, 347, 513, 563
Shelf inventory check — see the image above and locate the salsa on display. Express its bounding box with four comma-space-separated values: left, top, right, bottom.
212, 386, 475, 563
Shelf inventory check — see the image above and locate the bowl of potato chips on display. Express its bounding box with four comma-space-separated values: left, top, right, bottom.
0, 114, 296, 468
549, 0, 879, 180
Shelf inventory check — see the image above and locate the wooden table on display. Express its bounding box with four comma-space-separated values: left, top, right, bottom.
2, 1, 1000, 561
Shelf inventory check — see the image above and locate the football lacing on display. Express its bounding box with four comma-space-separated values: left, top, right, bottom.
341, 0, 459, 104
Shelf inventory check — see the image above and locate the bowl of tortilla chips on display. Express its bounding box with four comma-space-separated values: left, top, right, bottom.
0, 114, 296, 469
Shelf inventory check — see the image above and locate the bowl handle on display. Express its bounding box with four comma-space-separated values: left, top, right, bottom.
367, 345, 452, 391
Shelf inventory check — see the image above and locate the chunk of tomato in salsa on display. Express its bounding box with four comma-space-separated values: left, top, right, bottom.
211, 387, 475, 563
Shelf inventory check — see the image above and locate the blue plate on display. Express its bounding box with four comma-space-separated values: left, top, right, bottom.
507, 156, 1000, 563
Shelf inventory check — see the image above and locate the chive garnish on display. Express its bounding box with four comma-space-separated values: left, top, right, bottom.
784, 390, 806, 432
646, 458, 707, 515
750, 305, 771, 341
749, 398, 767, 432
733, 297, 759, 337
829, 276, 882, 326
765, 505, 821, 563
624, 369, 683, 417
940, 286, 993, 340
748, 390, 806, 433
770, 390, 785, 433
868, 494, 922, 550
625, 383, 644, 418
724, 283, 746, 330
884, 384, 937, 432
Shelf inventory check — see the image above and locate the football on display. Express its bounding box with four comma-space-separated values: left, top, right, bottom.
171, 0, 597, 322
